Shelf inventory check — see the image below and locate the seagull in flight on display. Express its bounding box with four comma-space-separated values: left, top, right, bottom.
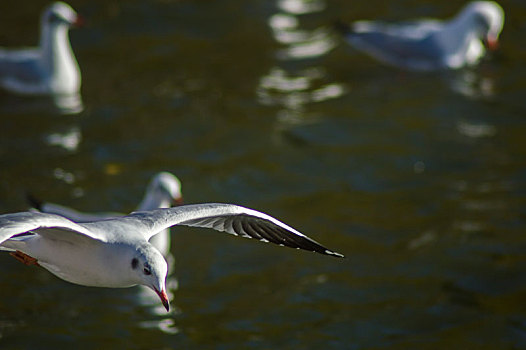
0, 203, 343, 312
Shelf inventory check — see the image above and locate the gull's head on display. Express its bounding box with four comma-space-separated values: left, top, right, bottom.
131, 243, 170, 311
42, 2, 83, 28
461, 1, 504, 50
146, 172, 183, 208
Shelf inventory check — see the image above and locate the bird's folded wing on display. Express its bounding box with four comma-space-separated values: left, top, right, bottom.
0, 211, 106, 245
126, 203, 344, 257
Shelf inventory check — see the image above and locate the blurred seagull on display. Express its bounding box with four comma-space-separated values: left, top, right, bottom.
335, 1, 504, 71
0, 204, 344, 311
0, 2, 82, 95
28, 172, 183, 257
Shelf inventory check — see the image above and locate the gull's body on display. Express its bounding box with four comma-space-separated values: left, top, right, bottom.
29, 172, 183, 257
0, 203, 343, 311
337, 1, 504, 71
0, 2, 81, 95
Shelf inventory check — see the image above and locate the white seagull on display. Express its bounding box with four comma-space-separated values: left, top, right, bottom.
28, 172, 183, 257
0, 203, 343, 311
0, 2, 82, 95
336, 1, 504, 71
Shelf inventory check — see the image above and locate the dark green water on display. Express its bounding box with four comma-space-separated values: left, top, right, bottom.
0, 0, 525, 348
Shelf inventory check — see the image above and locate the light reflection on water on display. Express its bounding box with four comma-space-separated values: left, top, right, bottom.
51, 93, 84, 115
442, 68, 497, 100
275, 27, 336, 60
46, 126, 82, 152
257, 0, 344, 127
135, 276, 181, 335
257, 67, 344, 113
0, 92, 83, 115
268, 1, 336, 60
456, 120, 496, 138
277, 0, 326, 15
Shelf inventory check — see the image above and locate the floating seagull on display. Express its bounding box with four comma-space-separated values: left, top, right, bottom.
28, 172, 183, 257
0, 203, 343, 311
0, 2, 82, 95
335, 1, 504, 71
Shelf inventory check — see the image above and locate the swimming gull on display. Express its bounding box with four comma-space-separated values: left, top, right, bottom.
335, 1, 504, 71
0, 2, 82, 95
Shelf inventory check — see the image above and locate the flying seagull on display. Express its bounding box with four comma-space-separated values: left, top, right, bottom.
0, 203, 343, 312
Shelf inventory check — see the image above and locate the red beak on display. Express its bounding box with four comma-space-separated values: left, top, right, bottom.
155, 288, 170, 312
173, 196, 184, 206
73, 15, 85, 28
486, 35, 499, 51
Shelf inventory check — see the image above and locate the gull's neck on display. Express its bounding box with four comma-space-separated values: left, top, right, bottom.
39, 23, 80, 94
138, 192, 172, 211
433, 13, 483, 68
137, 189, 174, 256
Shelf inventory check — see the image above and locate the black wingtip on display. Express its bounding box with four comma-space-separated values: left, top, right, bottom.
26, 192, 43, 211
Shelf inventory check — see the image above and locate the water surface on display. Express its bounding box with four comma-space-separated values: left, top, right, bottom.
0, 0, 525, 348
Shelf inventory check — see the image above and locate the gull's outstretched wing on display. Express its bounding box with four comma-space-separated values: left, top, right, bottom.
0, 211, 106, 245
125, 203, 344, 258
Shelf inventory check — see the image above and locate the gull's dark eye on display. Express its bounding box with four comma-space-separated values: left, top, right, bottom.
131, 258, 139, 269
143, 263, 151, 275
